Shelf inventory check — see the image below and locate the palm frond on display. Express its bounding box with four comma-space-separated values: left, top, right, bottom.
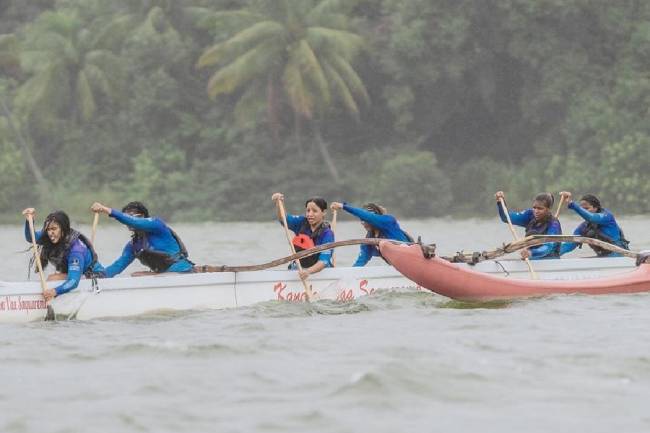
295, 39, 330, 106
283, 48, 313, 118
322, 59, 359, 118
196, 9, 264, 32
234, 81, 266, 128
92, 14, 137, 50
197, 20, 285, 69
328, 52, 369, 106
76, 69, 96, 121
307, 0, 358, 23
206, 39, 282, 99
306, 27, 364, 60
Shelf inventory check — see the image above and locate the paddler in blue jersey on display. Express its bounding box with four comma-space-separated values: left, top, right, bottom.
90, 201, 193, 277
22, 208, 104, 301
330, 201, 412, 266
495, 191, 562, 260
557, 191, 629, 257
271, 193, 334, 279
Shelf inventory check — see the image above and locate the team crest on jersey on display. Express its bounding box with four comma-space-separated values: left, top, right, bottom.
70, 257, 81, 271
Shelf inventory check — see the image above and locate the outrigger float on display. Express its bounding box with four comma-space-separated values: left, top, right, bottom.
380, 235, 650, 301
0, 237, 644, 322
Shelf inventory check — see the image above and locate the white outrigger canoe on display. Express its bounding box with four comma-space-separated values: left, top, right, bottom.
0, 254, 637, 323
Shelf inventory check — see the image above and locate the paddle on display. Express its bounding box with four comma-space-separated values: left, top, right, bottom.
330, 209, 337, 267
275, 197, 315, 301
498, 197, 538, 279
554, 192, 567, 219
91, 211, 99, 245
26, 214, 55, 320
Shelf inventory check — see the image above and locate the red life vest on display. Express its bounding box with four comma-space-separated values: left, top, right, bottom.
291, 220, 330, 268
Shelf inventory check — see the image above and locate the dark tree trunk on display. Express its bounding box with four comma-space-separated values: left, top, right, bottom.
0, 96, 50, 197
313, 122, 340, 183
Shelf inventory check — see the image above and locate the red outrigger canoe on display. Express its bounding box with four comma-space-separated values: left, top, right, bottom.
379, 241, 650, 301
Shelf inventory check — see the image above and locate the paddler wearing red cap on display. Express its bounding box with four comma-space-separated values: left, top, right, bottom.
271, 193, 334, 279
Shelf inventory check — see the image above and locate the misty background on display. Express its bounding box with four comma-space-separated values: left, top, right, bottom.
1, 0, 649, 223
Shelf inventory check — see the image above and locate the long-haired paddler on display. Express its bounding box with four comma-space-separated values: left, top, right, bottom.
330, 201, 412, 266
271, 193, 334, 280
90, 201, 193, 277
22, 208, 104, 301
557, 191, 630, 257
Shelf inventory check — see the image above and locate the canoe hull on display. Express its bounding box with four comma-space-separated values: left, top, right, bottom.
0, 266, 417, 323
379, 242, 650, 301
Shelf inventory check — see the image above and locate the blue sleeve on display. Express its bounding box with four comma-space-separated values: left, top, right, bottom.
569, 202, 612, 225
110, 209, 165, 233
560, 224, 585, 255
343, 204, 396, 231
284, 214, 305, 235
24, 220, 43, 243
54, 251, 85, 295
353, 245, 373, 267
104, 243, 136, 278
497, 203, 532, 227
317, 229, 334, 266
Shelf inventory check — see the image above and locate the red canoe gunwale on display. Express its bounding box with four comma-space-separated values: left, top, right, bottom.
379, 241, 650, 301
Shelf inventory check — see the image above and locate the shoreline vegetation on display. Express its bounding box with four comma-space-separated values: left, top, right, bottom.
1, 1, 649, 222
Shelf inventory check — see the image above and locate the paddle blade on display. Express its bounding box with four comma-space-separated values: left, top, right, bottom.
44, 305, 56, 321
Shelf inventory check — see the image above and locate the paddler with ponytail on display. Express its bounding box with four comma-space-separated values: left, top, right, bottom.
22, 208, 104, 301
271, 193, 334, 279
90, 201, 194, 276
495, 191, 562, 260
330, 201, 412, 266
557, 191, 629, 257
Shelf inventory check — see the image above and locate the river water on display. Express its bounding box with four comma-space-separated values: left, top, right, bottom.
1, 216, 650, 433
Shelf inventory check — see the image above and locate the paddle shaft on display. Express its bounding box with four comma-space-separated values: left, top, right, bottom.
27, 215, 47, 289
330, 209, 337, 267
554, 195, 566, 219
276, 199, 314, 301
498, 198, 538, 279
91, 212, 99, 245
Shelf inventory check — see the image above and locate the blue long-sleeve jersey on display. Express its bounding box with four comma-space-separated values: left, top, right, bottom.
342, 203, 410, 266
497, 203, 562, 259
560, 202, 625, 256
24, 221, 102, 295
104, 209, 193, 277
284, 214, 334, 267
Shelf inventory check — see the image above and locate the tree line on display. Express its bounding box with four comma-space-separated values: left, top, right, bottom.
1, 0, 648, 222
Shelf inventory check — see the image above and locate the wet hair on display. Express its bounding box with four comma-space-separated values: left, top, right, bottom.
41, 211, 71, 243
533, 193, 554, 209
36, 211, 72, 270
305, 197, 327, 211
580, 194, 602, 212
363, 203, 386, 215
122, 201, 150, 218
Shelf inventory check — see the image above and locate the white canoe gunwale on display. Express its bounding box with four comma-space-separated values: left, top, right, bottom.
0, 256, 637, 323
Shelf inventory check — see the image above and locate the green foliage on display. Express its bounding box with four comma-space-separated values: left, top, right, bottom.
599, 134, 650, 214
1, 0, 650, 222
369, 151, 451, 218
0, 121, 30, 210
449, 158, 513, 215
197, 0, 369, 125
125, 145, 189, 219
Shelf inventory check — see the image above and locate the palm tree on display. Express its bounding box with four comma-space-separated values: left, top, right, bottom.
15, 10, 126, 127
197, 0, 370, 181
0, 33, 49, 197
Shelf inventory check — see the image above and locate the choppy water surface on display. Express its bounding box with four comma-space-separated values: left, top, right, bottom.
1, 216, 650, 433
